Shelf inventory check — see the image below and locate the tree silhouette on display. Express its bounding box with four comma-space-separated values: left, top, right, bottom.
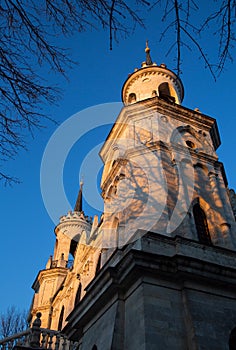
0, 306, 28, 338
0, 0, 235, 184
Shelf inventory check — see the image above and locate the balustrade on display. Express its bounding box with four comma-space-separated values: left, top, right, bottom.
0, 314, 78, 350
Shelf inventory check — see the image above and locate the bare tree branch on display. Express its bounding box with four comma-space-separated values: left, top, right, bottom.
0, 306, 28, 338
0, 0, 235, 184
174, 0, 181, 74
154, 0, 235, 77
0, 0, 149, 184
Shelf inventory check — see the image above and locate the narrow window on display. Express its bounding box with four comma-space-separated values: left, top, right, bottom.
193, 203, 212, 245
74, 284, 82, 307
92, 346, 98, 350
229, 327, 236, 349
95, 253, 101, 276
58, 305, 64, 331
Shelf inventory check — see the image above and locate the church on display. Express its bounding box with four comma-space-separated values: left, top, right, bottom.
28, 44, 236, 349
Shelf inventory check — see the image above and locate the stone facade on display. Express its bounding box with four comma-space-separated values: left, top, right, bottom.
30, 46, 236, 349
64, 233, 236, 350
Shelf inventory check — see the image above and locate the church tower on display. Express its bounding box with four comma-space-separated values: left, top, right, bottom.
99, 42, 236, 251
62, 45, 236, 349
30, 183, 94, 329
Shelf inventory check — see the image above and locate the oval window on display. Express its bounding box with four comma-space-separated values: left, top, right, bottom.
186, 140, 195, 148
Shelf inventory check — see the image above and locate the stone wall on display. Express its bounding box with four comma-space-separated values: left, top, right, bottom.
65, 234, 236, 349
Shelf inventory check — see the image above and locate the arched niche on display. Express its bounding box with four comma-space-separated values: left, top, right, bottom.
128, 93, 137, 103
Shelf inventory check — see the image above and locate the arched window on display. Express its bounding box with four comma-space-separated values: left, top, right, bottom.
58, 305, 64, 331
92, 346, 98, 350
70, 238, 77, 258
158, 82, 175, 103
229, 327, 236, 350
74, 284, 82, 307
193, 203, 212, 245
128, 93, 136, 103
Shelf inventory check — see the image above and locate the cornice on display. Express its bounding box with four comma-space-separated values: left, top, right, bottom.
100, 97, 220, 161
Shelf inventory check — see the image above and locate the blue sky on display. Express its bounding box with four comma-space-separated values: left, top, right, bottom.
0, 4, 236, 314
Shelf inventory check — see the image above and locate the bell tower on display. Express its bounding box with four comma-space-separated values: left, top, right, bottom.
63, 45, 236, 350
99, 43, 236, 250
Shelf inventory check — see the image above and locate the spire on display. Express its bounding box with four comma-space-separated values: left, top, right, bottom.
145, 40, 153, 66
74, 180, 83, 212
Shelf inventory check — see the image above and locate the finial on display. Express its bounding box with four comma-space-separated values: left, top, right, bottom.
74, 179, 83, 212
145, 40, 150, 52
145, 40, 153, 65
30, 313, 42, 348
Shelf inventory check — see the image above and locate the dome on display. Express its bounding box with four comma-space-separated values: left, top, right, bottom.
122, 44, 184, 105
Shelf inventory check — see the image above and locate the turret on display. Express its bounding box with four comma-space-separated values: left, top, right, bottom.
53, 181, 92, 265
122, 42, 184, 105
30, 181, 92, 328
